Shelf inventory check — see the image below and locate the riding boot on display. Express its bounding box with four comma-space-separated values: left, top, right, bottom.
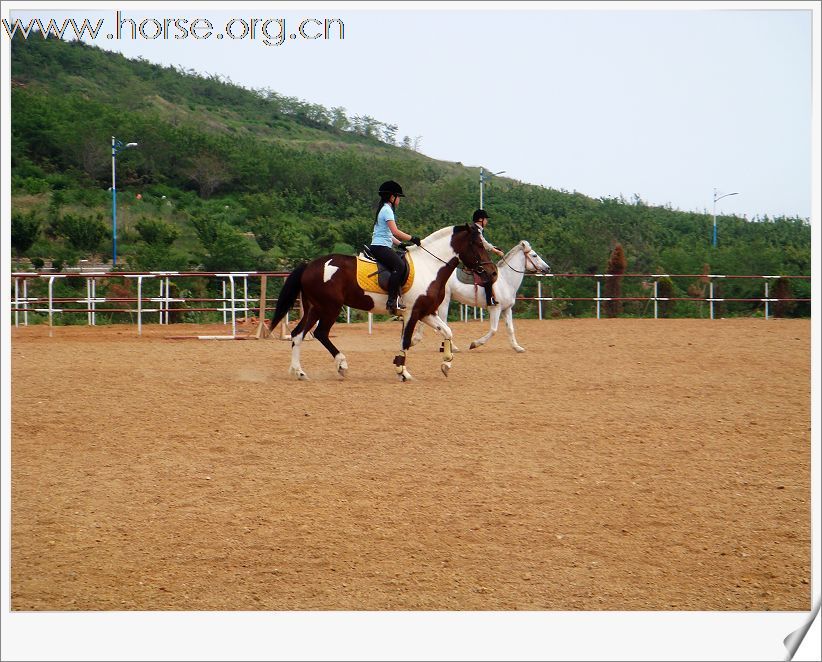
485, 284, 499, 307
387, 290, 406, 314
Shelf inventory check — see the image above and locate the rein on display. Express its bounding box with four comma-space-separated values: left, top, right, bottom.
415, 243, 450, 265
416, 240, 490, 275
498, 246, 540, 274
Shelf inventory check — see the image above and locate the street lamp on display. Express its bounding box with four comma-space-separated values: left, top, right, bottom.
712, 187, 738, 248
479, 167, 506, 209
111, 137, 138, 267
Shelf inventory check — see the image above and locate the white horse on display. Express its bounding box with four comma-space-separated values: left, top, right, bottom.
411, 240, 551, 353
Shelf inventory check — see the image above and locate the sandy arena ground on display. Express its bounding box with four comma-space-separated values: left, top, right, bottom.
9, 317, 811, 611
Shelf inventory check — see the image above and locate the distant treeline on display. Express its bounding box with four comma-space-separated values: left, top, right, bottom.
10, 34, 811, 318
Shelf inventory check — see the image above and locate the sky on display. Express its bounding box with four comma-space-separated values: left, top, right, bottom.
1, 2, 820, 662
3, 2, 818, 221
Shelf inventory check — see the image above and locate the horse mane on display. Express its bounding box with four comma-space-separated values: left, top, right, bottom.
503, 240, 531, 260
420, 225, 466, 245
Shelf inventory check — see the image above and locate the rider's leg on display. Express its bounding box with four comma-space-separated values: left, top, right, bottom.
484, 281, 498, 306
370, 245, 406, 313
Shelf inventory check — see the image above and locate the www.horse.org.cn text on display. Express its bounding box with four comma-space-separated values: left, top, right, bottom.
1, 12, 346, 47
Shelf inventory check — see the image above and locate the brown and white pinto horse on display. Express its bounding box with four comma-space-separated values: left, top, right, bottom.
268, 224, 496, 381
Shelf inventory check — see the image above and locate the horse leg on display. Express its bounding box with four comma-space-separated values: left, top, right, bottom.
469, 303, 501, 350
420, 314, 455, 377
288, 306, 319, 380
412, 291, 459, 352
440, 290, 459, 353
410, 321, 424, 347
312, 312, 349, 378
394, 314, 417, 382
503, 306, 526, 352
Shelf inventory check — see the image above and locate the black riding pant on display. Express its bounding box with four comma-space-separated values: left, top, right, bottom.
369, 245, 405, 295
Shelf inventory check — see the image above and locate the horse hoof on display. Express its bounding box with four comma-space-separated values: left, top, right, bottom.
469, 341, 479, 350
398, 369, 413, 382
441, 362, 451, 377
452, 345, 461, 353
289, 367, 308, 380
514, 346, 526, 353
335, 356, 348, 377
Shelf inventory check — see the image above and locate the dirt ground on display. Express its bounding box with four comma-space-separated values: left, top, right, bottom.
9, 317, 812, 611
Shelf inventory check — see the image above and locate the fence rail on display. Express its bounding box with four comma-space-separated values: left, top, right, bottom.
10, 270, 811, 335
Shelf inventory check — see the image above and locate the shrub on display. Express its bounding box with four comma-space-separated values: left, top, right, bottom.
11, 211, 41, 255
657, 276, 675, 318
135, 218, 180, 246
605, 243, 627, 318
773, 277, 794, 318
12, 175, 50, 194
54, 213, 108, 252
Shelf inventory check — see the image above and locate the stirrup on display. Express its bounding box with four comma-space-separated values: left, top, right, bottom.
387, 297, 406, 313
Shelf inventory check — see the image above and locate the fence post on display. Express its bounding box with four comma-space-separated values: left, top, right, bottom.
125, 274, 154, 336
221, 280, 227, 325
85, 277, 93, 326
228, 275, 237, 336
14, 277, 19, 327
653, 280, 658, 319
158, 278, 165, 324
254, 274, 271, 339
243, 275, 249, 322
40, 274, 66, 335
23, 277, 29, 326
709, 280, 714, 320
596, 278, 601, 320
138, 276, 145, 335
92, 277, 98, 326
48, 276, 55, 334
537, 279, 543, 320
164, 276, 171, 324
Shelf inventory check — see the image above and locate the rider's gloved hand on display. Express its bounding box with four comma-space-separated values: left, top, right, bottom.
410, 236, 422, 246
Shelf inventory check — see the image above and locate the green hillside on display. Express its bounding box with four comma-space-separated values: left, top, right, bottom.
9, 35, 811, 318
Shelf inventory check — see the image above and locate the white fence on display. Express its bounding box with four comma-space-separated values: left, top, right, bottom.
10, 270, 811, 336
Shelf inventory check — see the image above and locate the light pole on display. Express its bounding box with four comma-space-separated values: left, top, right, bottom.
479, 167, 506, 209
111, 137, 138, 267
712, 187, 738, 248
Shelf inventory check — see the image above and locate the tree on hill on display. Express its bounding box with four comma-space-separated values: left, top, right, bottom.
605, 243, 627, 317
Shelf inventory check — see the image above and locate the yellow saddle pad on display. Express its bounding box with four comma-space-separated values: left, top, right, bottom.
356, 253, 415, 294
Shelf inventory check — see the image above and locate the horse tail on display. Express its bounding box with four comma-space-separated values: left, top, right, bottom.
269, 263, 307, 330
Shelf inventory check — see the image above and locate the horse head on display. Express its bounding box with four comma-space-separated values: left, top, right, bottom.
517, 240, 552, 274
452, 224, 498, 283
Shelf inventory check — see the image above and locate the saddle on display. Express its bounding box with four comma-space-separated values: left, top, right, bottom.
456, 267, 486, 286
356, 246, 415, 295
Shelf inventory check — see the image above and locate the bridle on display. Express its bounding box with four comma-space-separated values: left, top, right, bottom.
498, 244, 545, 274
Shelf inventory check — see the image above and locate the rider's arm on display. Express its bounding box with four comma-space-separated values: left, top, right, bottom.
479, 230, 504, 256
387, 220, 413, 243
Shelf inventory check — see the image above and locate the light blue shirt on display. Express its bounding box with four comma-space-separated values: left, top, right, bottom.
371, 203, 395, 247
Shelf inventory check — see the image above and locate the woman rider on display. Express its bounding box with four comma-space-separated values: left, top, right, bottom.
369, 180, 421, 314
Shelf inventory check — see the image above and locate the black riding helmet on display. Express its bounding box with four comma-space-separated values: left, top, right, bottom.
379, 180, 405, 197
472, 209, 489, 222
